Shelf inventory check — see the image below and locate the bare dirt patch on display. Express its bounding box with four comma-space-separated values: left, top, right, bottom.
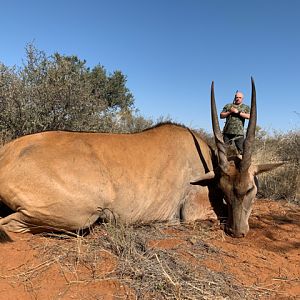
0, 199, 299, 300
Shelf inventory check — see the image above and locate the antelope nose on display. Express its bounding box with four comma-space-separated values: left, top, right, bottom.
233, 232, 246, 238
225, 226, 247, 238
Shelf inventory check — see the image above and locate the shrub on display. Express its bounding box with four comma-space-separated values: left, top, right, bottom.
0, 43, 152, 142
253, 130, 299, 203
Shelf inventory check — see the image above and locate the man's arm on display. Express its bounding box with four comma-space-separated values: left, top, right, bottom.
239, 111, 250, 119
240, 105, 250, 119
220, 111, 231, 119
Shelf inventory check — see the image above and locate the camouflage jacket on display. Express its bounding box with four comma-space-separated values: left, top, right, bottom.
222, 103, 250, 135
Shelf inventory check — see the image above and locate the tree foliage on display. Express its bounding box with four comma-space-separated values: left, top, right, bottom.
0, 44, 152, 141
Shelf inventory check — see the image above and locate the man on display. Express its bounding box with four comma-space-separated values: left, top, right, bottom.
220, 91, 250, 154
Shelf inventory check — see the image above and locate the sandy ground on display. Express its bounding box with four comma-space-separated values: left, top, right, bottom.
0, 199, 299, 300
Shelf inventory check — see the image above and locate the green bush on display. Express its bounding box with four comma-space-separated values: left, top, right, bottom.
0, 43, 152, 142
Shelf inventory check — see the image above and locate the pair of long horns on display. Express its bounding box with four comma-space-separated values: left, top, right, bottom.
211, 78, 257, 173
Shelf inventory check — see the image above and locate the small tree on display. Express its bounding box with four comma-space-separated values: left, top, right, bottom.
0, 43, 151, 141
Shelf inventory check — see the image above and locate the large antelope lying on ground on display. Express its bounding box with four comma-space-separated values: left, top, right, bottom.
0, 78, 282, 241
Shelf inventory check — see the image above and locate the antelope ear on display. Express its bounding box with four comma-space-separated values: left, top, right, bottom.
190, 170, 215, 184
253, 162, 285, 175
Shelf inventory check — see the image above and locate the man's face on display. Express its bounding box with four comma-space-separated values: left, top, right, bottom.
235, 92, 243, 105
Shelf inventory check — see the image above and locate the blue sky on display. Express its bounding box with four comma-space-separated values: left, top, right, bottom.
1, 0, 299, 132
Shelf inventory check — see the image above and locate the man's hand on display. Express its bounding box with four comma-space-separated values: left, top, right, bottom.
230, 107, 239, 114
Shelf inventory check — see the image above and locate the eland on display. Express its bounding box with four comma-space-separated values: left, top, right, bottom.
0, 78, 283, 241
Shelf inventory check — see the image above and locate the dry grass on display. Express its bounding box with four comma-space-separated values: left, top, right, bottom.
4, 221, 274, 299
253, 130, 300, 203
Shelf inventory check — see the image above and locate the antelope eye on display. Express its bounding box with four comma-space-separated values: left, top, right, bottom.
246, 186, 255, 194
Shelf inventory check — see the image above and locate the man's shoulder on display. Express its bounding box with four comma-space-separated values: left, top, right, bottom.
240, 103, 250, 112
241, 103, 250, 109
223, 103, 233, 109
